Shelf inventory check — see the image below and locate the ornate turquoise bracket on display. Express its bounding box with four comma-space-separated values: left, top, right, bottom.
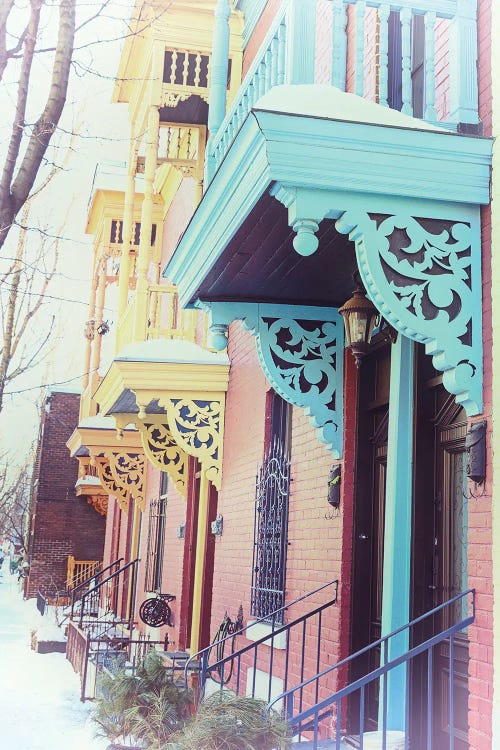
272, 180, 483, 416
206, 303, 344, 457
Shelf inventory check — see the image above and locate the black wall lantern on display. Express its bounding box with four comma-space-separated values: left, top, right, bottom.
339, 284, 379, 367
466, 420, 486, 486
326, 464, 341, 519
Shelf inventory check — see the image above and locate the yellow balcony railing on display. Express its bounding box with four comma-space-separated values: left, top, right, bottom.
66, 556, 101, 590
115, 283, 204, 353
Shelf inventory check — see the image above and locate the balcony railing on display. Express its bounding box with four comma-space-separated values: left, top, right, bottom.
66, 556, 101, 590
115, 283, 202, 353
210, 0, 478, 172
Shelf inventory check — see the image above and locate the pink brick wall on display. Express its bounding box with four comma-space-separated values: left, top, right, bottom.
467, 2, 492, 748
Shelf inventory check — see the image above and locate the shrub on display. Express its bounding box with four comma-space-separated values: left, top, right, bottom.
166, 691, 290, 750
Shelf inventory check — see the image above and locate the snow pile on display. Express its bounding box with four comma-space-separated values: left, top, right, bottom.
0, 571, 108, 750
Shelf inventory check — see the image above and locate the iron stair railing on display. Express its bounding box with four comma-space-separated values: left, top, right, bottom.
269, 589, 475, 749
78, 558, 138, 631
186, 578, 339, 706
70, 557, 123, 621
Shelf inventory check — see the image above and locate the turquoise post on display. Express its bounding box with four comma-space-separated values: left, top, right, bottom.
285, 0, 316, 84
205, 0, 231, 184
379, 334, 414, 730
448, 0, 479, 125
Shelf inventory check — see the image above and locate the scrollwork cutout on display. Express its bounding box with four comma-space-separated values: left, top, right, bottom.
139, 421, 188, 498
255, 316, 343, 456
336, 210, 482, 415
94, 457, 130, 513
166, 399, 223, 488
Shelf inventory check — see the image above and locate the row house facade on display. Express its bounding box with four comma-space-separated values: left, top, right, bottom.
25, 389, 106, 600
64, 1, 496, 748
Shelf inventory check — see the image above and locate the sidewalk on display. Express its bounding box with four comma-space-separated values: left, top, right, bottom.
0, 564, 108, 750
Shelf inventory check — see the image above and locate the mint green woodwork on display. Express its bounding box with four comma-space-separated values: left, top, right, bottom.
205, 302, 345, 456
205, 0, 231, 183
335, 209, 483, 416
285, 0, 316, 85
165, 91, 491, 415
235, 0, 268, 47
380, 334, 415, 729
336, 0, 479, 124
207, 0, 479, 178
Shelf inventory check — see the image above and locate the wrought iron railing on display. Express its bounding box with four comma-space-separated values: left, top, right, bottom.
209, 0, 478, 173
77, 558, 137, 630
70, 557, 123, 621
269, 589, 475, 748
67, 619, 166, 701
186, 579, 338, 707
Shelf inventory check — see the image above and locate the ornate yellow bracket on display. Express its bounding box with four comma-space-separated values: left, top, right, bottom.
159, 397, 224, 490
86, 495, 108, 516
135, 418, 188, 498
128, 395, 225, 490
92, 450, 146, 513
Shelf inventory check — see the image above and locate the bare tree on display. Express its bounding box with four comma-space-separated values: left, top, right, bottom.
0, 188, 67, 412
0, 0, 76, 252
0, 459, 32, 544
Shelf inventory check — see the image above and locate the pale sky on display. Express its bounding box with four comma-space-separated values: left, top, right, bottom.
0, 1, 132, 474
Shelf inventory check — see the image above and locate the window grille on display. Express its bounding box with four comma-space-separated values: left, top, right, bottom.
144, 473, 168, 592
251, 395, 291, 622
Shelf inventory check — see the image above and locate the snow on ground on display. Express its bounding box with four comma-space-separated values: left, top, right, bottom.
0, 563, 109, 750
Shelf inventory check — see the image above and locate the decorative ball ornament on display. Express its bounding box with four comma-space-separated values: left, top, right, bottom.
139, 596, 173, 627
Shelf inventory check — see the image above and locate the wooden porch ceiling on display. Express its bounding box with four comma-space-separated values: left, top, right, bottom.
194, 192, 356, 308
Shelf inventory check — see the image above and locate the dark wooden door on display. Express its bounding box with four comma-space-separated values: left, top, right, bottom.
349, 341, 391, 731
412, 351, 469, 749
433, 416, 469, 750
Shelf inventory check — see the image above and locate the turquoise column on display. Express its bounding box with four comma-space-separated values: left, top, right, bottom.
380, 334, 414, 730
285, 0, 316, 84
205, 0, 231, 183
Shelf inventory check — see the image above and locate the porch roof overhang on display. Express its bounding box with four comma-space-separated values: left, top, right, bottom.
93, 339, 230, 489
165, 84, 491, 310
67, 415, 142, 458
94, 339, 230, 418
164, 85, 492, 419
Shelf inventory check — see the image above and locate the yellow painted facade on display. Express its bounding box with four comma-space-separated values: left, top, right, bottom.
68, 0, 243, 648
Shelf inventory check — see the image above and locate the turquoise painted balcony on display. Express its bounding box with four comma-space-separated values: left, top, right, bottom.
165, 0, 490, 444
209, 0, 479, 175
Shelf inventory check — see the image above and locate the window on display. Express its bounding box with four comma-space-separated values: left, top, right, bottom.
144, 473, 168, 592
250, 393, 291, 622
388, 11, 425, 117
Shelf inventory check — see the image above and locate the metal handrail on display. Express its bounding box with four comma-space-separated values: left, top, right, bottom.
187, 578, 339, 704
70, 557, 123, 620
270, 589, 475, 748
78, 558, 138, 628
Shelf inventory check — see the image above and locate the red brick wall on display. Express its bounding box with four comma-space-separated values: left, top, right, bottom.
26, 391, 106, 598
26, 497, 106, 598
467, 3, 493, 748
204, 321, 350, 706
